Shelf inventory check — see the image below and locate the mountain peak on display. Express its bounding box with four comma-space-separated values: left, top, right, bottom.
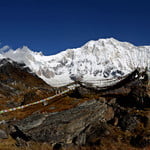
0, 38, 149, 87
83, 38, 134, 48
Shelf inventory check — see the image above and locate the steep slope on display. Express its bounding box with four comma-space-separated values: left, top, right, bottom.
0, 58, 54, 111
0, 58, 50, 89
1, 38, 150, 87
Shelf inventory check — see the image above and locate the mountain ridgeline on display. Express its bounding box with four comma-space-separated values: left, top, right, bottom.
0, 38, 150, 88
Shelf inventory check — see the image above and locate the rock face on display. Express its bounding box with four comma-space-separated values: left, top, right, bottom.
9, 99, 114, 146
0, 129, 8, 139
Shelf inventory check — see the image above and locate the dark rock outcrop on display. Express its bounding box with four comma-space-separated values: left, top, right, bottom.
9, 99, 114, 146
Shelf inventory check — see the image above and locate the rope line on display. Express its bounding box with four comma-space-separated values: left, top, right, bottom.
0, 84, 79, 115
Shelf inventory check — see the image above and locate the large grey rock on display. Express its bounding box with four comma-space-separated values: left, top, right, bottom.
9, 99, 114, 146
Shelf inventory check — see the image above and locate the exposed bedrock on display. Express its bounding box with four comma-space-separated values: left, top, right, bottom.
8, 99, 114, 146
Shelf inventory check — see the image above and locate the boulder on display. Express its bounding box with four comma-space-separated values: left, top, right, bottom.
9, 99, 114, 146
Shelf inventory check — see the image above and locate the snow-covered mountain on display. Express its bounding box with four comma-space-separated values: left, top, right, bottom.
0, 38, 150, 87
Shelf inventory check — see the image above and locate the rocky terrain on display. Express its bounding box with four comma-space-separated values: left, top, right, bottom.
0, 59, 149, 150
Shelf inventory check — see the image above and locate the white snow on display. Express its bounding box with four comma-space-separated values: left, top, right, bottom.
0, 54, 5, 60
0, 38, 150, 87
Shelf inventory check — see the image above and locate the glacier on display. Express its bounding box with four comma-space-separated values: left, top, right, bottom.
0, 38, 150, 87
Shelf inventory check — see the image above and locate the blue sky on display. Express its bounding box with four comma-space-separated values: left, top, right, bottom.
0, 0, 150, 55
